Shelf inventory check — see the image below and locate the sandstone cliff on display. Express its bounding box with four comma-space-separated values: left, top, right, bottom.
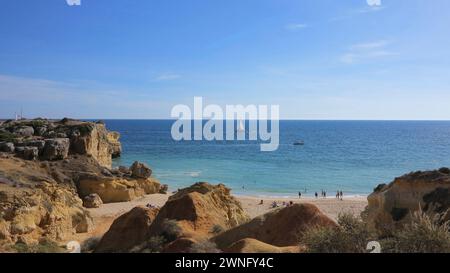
0, 118, 165, 247
363, 168, 450, 233
0, 118, 122, 168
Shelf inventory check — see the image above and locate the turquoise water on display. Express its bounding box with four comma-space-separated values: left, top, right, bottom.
104, 120, 450, 197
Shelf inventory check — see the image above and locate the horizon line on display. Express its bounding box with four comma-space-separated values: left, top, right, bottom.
3, 117, 450, 122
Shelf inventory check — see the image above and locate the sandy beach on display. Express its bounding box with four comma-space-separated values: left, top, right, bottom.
73, 193, 368, 243
237, 195, 368, 220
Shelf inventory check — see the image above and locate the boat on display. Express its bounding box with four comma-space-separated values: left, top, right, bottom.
237, 120, 245, 132
293, 140, 305, 146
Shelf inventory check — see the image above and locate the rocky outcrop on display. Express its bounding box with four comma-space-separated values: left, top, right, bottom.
83, 193, 103, 208
363, 168, 450, 233
0, 118, 121, 168
78, 177, 161, 203
107, 132, 122, 158
149, 183, 249, 238
95, 206, 159, 253
0, 118, 170, 250
0, 154, 162, 247
130, 161, 152, 179
0, 142, 14, 153
0, 182, 93, 244
68, 121, 115, 168
213, 203, 336, 249
13, 126, 34, 137
42, 138, 70, 160
224, 238, 302, 253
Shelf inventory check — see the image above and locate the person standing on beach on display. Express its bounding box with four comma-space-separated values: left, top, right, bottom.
340, 191, 343, 200
298, 191, 302, 199
315, 192, 318, 198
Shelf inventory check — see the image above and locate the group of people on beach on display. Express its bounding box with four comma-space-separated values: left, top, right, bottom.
305, 190, 343, 200
335, 190, 344, 200
259, 189, 345, 208
310, 190, 329, 199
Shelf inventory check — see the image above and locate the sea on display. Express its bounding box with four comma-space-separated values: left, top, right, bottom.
102, 120, 450, 198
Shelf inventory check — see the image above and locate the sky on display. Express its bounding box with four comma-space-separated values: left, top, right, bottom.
1, 0, 450, 120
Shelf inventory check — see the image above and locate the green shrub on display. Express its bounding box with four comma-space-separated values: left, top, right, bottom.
81, 236, 101, 253
301, 212, 373, 253
130, 236, 166, 253
0, 131, 16, 142
189, 240, 221, 253
383, 210, 450, 253
160, 219, 182, 242
13, 240, 65, 253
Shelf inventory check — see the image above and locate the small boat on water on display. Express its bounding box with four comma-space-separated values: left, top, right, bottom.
293, 140, 305, 146
237, 120, 245, 132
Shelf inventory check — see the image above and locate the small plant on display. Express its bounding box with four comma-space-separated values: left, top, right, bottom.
81, 236, 101, 253
210, 224, 224, 234
130, 236, 166, 253
13, 239, 65, 253
160, 219, 182, 242
0, 131, 16, 142
189, 240, 221, 253
383, 210, 450, 253
301, 212, 373, 253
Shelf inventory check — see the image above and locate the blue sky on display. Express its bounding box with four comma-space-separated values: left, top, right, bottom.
1, 0, 450, 119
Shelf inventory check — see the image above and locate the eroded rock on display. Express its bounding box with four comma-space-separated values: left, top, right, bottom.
95, 206, 159, 253
213, 203, 336, 249
130, 161, 152, 179
83, 193, 103, 208
42, 138, 70, 160
363, 168, 450, 233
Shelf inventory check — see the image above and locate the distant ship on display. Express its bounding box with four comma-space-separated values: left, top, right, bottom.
293, 140, 305, 146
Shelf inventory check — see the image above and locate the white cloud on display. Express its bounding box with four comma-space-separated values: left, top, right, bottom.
154, 73, 181, 81
330, 2, 385, 21
351, 40, 390, 50
340, 40, 395, 64
366, 0, 382, 7
285, 23, 307, 31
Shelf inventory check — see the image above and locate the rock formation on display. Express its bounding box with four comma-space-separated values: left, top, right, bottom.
363, 168, 450, 233
78, 177, 161, 203
0, 118, 163, 247
0, 182, 93, 245
149, 182, 249, 238
0, 118, 122, 168
95, 206, 159, 253
212, 203, 336, 250
95, 182, 250, 253
130, 161, 152, 179
83, 193, 103, 208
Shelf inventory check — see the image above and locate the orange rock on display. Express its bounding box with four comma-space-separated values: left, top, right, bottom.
95, 206, 159, 253
149, 182, 249, 237
213, 203, 336, 249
